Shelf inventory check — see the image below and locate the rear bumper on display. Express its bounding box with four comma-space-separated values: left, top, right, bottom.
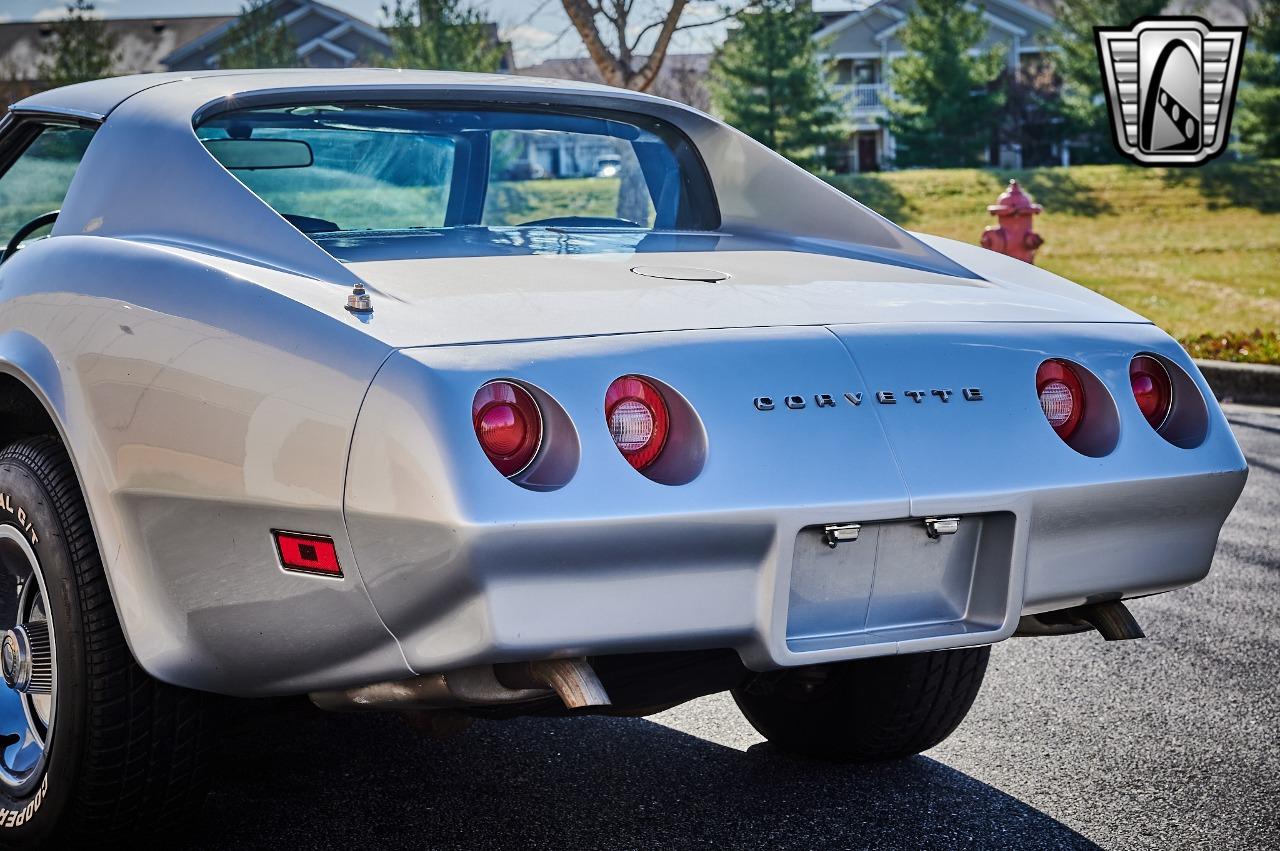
340, 468, 1243, 674
342, 325, 1248, 677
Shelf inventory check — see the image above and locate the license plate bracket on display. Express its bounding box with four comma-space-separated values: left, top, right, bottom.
786, 513, 1014, 651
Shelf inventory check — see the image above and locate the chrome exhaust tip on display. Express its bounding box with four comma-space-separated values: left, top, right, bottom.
1015, 600, 1145, 641
496, 658, 611, 709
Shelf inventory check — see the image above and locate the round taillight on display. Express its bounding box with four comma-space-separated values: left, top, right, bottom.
1036, 359, 1085, 439
473, 381, 542, 477
605, 376, 670, 471
1130, 355, 1172, 430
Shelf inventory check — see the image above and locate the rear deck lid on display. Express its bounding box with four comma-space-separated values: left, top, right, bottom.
341, 230, 1146, 348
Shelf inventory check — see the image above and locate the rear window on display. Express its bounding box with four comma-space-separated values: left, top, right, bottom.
195, 104, 718, 237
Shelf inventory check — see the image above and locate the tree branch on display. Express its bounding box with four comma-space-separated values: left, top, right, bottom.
628, 5, 742, 52
560, 0, 628, 85
613, 0, 630, 65
631, 0, 689, 91
564, 0, 759, 92
674, 8, 742, 31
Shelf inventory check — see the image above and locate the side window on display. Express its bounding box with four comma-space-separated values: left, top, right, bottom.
0, 124, 95, 244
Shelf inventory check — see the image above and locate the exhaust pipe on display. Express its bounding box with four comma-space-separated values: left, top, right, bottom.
1075, 601, 1145, 640
310, 657, 610, 712
495, 659, 611, 709
1016, 600, 1145, 641
309, 665, 548, 712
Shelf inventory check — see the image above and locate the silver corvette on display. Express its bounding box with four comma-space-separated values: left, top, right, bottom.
0, 70, 1246, 842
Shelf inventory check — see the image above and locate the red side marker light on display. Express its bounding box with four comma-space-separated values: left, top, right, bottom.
273, 531, 342, 576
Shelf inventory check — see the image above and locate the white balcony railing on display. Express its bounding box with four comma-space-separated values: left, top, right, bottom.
836, 82, 888, 112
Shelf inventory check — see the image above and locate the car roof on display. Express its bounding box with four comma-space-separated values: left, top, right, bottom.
12, 69, 633, 123
17, 68, 981, 302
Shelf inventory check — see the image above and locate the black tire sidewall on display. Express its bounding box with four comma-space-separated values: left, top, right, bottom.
734, 647, 991, 762
0, 450, 88, 846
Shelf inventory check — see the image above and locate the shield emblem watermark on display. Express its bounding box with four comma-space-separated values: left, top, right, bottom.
1095, 17, 1247, 166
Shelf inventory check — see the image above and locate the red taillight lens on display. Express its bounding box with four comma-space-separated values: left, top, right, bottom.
1130, 355, 1172, 430
1036, 359, 1085, 439
473, 381, 542, 477
605, 375, 670, 471
274, 531, 342, 576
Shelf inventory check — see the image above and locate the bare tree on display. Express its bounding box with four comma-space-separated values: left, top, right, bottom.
560, 0, 738, 91
559, 1, 740, 222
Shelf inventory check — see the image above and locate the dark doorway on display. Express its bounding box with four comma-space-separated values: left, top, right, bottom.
857, 133, 879, 172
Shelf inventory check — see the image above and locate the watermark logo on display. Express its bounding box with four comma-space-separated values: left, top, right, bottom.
1095, 17, 1247, 166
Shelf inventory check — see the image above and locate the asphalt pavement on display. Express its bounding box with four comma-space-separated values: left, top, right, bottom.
185, 404, 1280, 850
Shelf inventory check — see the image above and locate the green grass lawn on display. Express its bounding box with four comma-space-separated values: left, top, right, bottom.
826, 161, 1280, 363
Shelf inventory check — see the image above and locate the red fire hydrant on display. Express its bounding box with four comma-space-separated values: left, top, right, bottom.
981, 179, 1043, 264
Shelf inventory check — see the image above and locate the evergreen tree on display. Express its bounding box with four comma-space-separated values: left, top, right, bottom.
218, 0, 297, 70
35, 0, 117, 88
382, 0, 504, 72
708, 0, 845, 171
1052, 0, 1165, 163
882, 0, 1005, 168
1000, 56, 1068, 167
1238, 0, 1280, 158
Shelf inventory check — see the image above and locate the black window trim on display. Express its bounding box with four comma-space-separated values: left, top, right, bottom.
0, 109, 100, 184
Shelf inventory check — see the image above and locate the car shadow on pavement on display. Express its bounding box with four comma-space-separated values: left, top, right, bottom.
187, 698, 1098, 850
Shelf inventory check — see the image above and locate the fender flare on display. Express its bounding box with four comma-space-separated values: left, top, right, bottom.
0, 330, 65, 421
0, 330, 143, 665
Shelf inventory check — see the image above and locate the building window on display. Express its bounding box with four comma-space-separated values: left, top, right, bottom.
853, 60, 879, 85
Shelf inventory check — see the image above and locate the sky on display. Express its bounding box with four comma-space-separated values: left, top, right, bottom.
0, 0, 855, 66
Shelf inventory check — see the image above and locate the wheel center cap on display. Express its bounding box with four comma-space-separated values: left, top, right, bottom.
0, 624, 48, 695
1, 629, 25, 691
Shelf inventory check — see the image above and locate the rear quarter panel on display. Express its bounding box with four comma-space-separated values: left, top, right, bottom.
0, 235, 409, 694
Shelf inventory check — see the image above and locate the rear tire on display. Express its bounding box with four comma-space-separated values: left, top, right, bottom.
0, 436, 215, 846
732, 646, 990, 762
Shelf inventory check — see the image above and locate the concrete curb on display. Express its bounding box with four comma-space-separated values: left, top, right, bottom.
1194, 359, 1280, 407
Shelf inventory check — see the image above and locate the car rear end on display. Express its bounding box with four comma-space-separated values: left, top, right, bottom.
9, 70, 1250, 844
343, 319, 1246, 675
182, 83, 1245, 693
